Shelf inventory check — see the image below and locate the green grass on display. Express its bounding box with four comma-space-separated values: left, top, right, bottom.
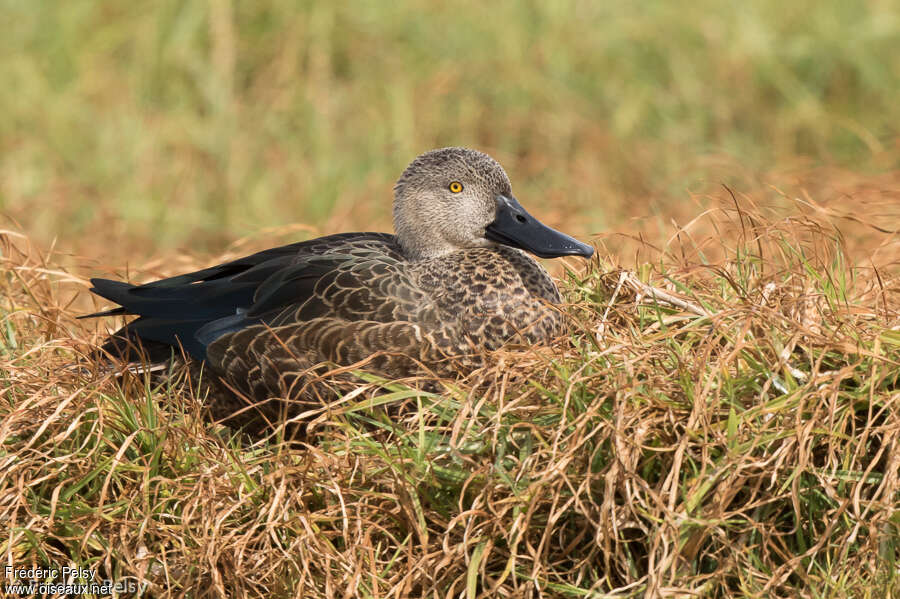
1, 0, 898, 251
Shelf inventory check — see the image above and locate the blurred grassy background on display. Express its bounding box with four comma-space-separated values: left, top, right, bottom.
1, 0, 898, 259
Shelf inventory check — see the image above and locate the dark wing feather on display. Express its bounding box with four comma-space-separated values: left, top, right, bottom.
245, 254, 357, 319
193, 255, 354, 346
137, 232, 394, 288
84, 233, 400, 360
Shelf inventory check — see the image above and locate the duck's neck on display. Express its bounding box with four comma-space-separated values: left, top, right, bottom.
400, 241, 522, 264
398, 240, 458, 261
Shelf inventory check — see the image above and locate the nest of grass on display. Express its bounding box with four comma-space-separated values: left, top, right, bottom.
2, 199, 900, 598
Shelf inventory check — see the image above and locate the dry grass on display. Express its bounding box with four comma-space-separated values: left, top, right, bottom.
2, 189, 900, 597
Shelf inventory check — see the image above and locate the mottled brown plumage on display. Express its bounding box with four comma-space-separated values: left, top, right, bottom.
85, 148, 593, 417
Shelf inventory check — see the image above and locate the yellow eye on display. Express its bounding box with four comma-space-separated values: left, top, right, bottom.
449, 181, 463, 193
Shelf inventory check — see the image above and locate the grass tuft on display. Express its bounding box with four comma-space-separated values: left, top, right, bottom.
3, 195, 900, 596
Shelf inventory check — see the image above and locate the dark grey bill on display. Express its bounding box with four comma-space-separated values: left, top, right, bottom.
485, 195, 594, 259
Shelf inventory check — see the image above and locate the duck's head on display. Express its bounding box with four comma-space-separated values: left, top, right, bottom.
393, 147, 594, 261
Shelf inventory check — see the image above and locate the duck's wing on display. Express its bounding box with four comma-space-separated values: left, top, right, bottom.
85, 233, 399, 360
196, 246, 430, 346
203, 254, 450, 398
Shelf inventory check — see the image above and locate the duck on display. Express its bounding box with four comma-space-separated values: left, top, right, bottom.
85, 147, 594, 402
